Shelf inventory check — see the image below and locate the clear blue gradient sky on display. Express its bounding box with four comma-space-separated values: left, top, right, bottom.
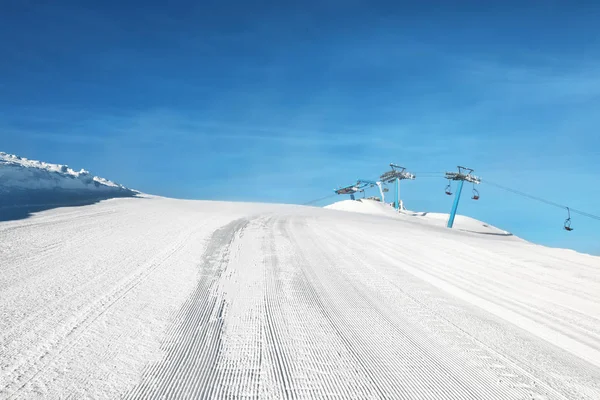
2, 1, 599, 254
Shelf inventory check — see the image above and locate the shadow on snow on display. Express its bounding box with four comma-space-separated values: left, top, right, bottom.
0, 188, 139, 222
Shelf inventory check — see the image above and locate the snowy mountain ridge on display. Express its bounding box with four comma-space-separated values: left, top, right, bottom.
0, 151, 137, 221
0, 151, 132, 192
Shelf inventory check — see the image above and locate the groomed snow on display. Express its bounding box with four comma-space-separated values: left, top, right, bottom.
1, 158, 599, 399
1, 196, 599, 399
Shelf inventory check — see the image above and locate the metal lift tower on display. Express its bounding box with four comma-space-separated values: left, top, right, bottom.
445, 166, 481, 228
334, 182, 362, 200
335, 179, 386, 202
379, 164, 415, 211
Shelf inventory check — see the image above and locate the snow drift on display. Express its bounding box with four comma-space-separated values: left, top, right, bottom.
325, 198, 396, 216
0, 152, 137, 221
326, 198, 512, 236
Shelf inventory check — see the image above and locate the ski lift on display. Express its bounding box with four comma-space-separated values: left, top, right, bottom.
564, 207, 573, 231
472, 184, 480, 200
445, 181, 452, 196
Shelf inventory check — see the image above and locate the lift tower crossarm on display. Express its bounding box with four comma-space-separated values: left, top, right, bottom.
334, 181, 369, 200
334, 180, 384, 200
445, 166, 480, 184
334, 183, 362, 195
380, 168, 416, 183
380, 163, 416, 211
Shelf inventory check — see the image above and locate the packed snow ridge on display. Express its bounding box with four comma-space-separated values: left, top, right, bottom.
326, 198, 512, 235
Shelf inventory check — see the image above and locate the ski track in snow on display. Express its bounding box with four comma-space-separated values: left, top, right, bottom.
1, 197, 599, 399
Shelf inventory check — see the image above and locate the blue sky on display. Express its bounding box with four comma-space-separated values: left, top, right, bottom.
1, 1, 599, 254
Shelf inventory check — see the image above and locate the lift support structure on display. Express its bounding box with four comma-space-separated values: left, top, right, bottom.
380, 163, 415, 211
335, 179, 386, 202
445, 166, 481, 228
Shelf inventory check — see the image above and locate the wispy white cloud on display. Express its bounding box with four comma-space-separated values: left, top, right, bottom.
5, 107, 450, 151
455, 58, 600, 106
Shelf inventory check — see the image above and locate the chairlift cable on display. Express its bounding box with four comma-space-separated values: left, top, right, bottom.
305, 173, 600, 224
483, 180, 600, 222
302, 193, 338, 206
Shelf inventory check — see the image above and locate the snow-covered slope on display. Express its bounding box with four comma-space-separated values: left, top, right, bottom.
0, 152, 136, 220
1, 194, 599, 399
326, 198, 511, 235
325, 198, 397, 216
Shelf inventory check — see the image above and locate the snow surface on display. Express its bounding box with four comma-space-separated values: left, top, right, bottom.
325, 198, 395, 216
326, 198, 512, 236
1, 160, 600, 399
1, 196, 599, 399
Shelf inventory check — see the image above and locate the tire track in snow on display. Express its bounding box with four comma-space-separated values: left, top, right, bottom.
126, 218, 249, 399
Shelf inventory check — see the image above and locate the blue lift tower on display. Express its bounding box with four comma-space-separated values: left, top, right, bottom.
444, 166, 481, 228
379, 164, 415, 211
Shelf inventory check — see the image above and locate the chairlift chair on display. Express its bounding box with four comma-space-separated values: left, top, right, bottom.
472, 186, 480, 200
445, 182, 453, 196
564, 207, 574, 231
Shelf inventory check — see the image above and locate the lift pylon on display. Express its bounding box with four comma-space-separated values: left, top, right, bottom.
334, 181, 365, 200
445, 166, 481, 228
358, 179, 386, 203
380, 164, 415, 211
334, 179, 385, 202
